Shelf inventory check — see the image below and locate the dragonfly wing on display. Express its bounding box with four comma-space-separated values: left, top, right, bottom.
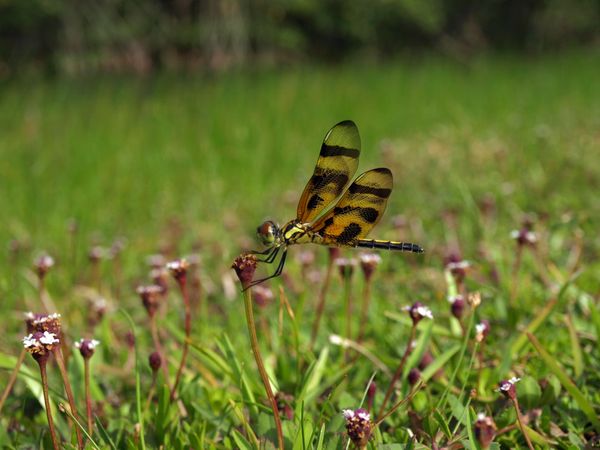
311, 168, 393, 246
296, 120, 361, 223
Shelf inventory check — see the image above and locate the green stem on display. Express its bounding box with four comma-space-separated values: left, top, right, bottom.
243, 287, 284, 450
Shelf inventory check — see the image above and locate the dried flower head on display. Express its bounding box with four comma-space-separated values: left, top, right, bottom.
34, 254, 55, 278
27, 313, 62, 336
231, 253, 258, 290
75, 338, 100, 359
335, 257, 356, 279
23, 331, 60, 361
403, 302, 433, 325
359, 253, 381, 280
498, 377, 521, 400
474, 412, 497, 448
467, 291, 482, 308
166, 259, 189, 284
475, 320, 490, 343
342, 408, 373, 447
148, 351, 162, 373
136, 285, 163, 317
252, 285, 274, 308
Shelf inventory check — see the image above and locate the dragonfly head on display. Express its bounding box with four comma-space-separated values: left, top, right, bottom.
257, 220, 280, 248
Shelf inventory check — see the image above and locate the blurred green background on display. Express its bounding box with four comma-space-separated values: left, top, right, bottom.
1, 0, 599, 300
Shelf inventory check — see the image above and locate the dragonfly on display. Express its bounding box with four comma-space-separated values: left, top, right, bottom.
250, 120, 424, 287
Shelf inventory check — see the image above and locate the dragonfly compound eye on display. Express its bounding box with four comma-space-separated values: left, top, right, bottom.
257, 221, 278, 246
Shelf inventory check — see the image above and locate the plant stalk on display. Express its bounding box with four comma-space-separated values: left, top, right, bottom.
243, 287, 284, 450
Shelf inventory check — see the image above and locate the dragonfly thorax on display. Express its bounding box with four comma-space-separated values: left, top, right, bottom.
282, 220, 312, 245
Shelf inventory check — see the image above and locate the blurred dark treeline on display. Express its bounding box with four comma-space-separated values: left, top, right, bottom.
1, 0, 598, 75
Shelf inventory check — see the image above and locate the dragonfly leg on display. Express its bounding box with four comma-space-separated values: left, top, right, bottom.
243, 249, 288, 290
250, 246, 280, 263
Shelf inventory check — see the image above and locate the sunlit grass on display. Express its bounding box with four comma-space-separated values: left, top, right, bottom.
0, 50, 599, 448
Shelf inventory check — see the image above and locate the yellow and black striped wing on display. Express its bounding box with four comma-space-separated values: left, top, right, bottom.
310, 168, 393, 246
296, 120, 361, 223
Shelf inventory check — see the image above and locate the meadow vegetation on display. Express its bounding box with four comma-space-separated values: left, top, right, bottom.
1, 50, 599, 448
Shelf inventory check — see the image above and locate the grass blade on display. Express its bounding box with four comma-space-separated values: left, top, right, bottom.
527, 332, 600, 431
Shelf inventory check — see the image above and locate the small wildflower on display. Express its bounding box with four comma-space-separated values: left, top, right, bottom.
498, 377, 521, 400
147, 254, 166, 269
328, 247, 341, 262
75, 339, 100, 359
150, 267, 169, 294
29, 313, 62, 336
391, 214, 408, 229
296, 250, 315, 268
34, 254, 55, 278
403, 302, 433, 325
342, 408, 373, 447
474, 412, 497, 448
88, 246, 106, 263
124, 330, 135, 348
137, 285, 163, 317
336, 258, 356, 279
366, 381, 377, 411
511, 227, 537, 247
448, 295, 465, 319
89, 297, 108, 325
148, 351, 162, 373
23, 331, 59, 361
444, 251, 470, 283
275, 392, 295, 420
359, 253, 381, 281
252, 285, 274, 308
166, 259, 189, 284
475, 320, 490, 343
231, 253, 258, 290
109, 237, 127, 258
408, 368, 421, 385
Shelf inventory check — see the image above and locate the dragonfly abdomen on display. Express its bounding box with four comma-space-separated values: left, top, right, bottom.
356, 239, 424, 253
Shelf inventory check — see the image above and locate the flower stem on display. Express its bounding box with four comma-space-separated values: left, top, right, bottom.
310, 258, 334, 349
0, 348, 26, 413
39, 361, 61, 450
512, 397, 535, 450
55, 348, 84, 449
150, 316, 171, 387
243, 287, 284, 450
378, 323, 417, 420
357, 278, 372, 343
84, 358, 93, 435
343, 276, 353, 363
171, 278, 191, 401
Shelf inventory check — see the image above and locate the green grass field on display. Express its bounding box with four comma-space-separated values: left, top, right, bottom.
1, 50, 599, 448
